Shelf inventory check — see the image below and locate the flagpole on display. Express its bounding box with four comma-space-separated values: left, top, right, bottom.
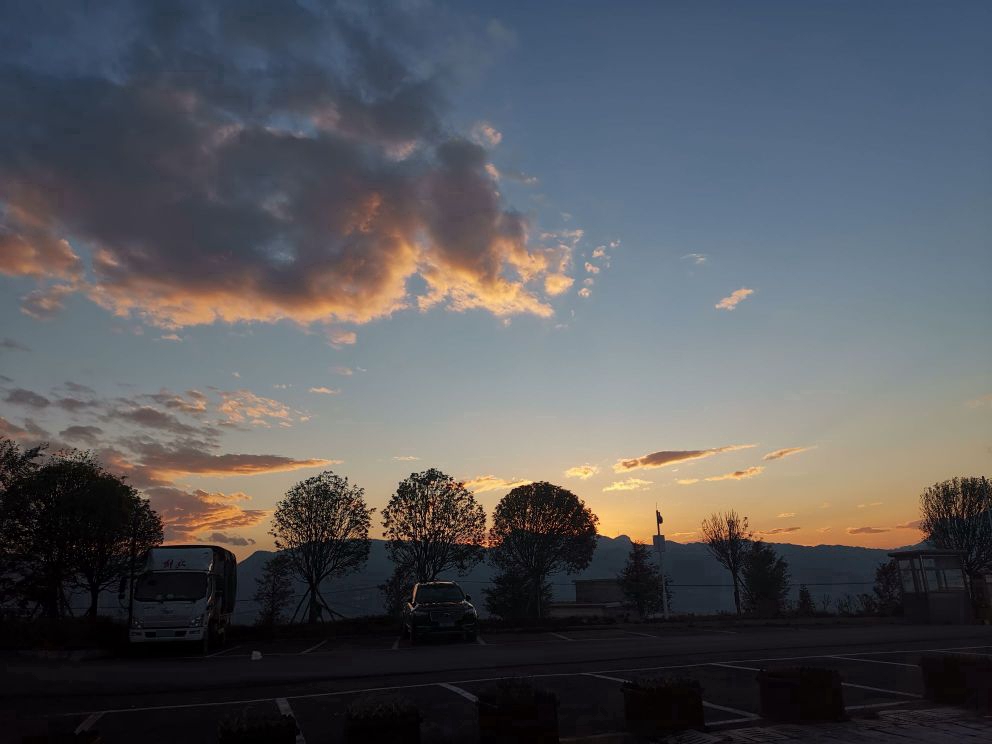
654, 507, 669, 619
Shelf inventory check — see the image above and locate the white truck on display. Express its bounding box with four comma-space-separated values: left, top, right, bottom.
127, 544, 237, 652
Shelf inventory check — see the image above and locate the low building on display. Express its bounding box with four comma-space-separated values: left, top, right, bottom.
888, 549, 972, 624
547, 578, 627, 619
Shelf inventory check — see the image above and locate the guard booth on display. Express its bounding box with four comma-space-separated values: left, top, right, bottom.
888, 549, 972, 624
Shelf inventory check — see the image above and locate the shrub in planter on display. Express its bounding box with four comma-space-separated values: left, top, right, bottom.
477, 677, 559, 744
920, 653, 992, 709
621, 676, 704, 736
217, 710, 298, 744
344, 697, 421, 743
758, 667, 844, 722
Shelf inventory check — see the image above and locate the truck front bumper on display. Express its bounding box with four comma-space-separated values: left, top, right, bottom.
129, 627, 205, 642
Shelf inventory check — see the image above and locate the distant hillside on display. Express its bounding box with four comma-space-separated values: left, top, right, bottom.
230, 536, 902, 623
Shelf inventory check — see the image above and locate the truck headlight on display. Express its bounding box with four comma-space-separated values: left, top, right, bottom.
131, 617, 142, 629
189, 614, 204, 628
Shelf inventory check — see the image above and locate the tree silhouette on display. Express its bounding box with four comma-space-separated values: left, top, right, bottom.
253, 554, 294, 628
741, 540, 790, 616
701, 510, 752, 615
797, 585, 815, 616
381, 468, 486, 583
488, 481, 599, 619
873, 559, 902, 616
0, 439, 44, 608
72, 477, 163, 617
919, 477, 992, 581
618, 541, 664, 619
270, 471, 373, 623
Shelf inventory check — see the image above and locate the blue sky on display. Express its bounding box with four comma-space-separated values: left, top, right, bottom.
1, 1, 989, 555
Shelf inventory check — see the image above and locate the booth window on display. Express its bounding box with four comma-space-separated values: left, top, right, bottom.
922, 556, 966, 592
898, 559, 918, 593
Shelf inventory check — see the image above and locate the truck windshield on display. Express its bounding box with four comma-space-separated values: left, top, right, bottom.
135, 572, 207, 602
415, 585, 464, 603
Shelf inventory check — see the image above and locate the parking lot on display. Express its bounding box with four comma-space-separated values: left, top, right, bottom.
10, 624, 992, 743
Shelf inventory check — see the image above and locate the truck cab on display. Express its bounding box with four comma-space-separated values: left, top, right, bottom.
128, 545, 237, 652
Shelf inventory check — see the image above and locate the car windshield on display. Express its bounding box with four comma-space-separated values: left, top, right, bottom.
135, 572, 207, 602
416, 584, 464, 603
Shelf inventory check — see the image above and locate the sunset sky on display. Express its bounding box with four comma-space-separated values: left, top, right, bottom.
1, 1, 989, 558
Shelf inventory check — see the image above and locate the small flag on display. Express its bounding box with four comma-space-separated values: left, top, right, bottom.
656, 510, 663, 527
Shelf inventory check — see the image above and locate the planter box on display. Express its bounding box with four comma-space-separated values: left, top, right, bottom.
758, 667, 844, 722
217, 713, 298, 744
920, 653, 992, 710
477, 681, 559, 744
344, 699, 421, 744
622, 679, 704, 736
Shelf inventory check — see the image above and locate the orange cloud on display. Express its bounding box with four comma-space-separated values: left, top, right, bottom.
145, 486, 268, 541
847, 526, 890, 535
614, 444, 754, 472
896, 519, 923, 529
676, 478, 700, 485
715, 288, 754, 311
309, 386, 340, 395
565, 464, 599, 480
705, 466, 764, 481
463, 475, 531, 493
603, 478, 652, 492
763, 446, 814, 461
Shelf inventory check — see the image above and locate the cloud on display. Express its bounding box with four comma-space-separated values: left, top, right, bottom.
763, 446, 814, 461
592, 246, 607, 259
681, 253, 707, 265
218, 389, 305, 427
145, 486, 268, 541
393, 455, 420, 462
131, 443, 336, 481
676, 478, 700, 485
614, 444, 754, 472
327, 330, 358, 347
0, 3, 573, 332
145, 389, 208, 415
56, 397, 98, 413
4, 388, 50, 408
116, 406, 204, 437
565, 464, 599, 480
0, 338, 30, 352
847, 526, 890, 535
857, 502, 883, 509
470, 121, 502, 147
671, 531, 697, 539
603, 478, 652, 492
967, 394, 992, 409
544, 274, 574, 296
760, 526, 801, 535
705, 466, 764, 481
309, 386, 340, 395
59, 425, 104, 445
0, 416, 27, 438
715, 288, 754, 311
896, 519, 923, 530
160, 333, 182, 342
776, 512, 797, 518
584, 262, 600, 275
578, 287, 591, 298
200, 532, 256, 547
331, 366, 353, 376
463, 475, 531, 493
818, 526, 832, 533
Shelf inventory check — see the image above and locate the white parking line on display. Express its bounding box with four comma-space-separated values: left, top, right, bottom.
391, 637, 401, 650
829, 655, 918, 669
74, 712, 103, 734
438, 682, 479, 703
549, 632, 573, 641
710, 662, 759, 672
582, 672, 629, 684
846, 701, 915, 711
702, 701, 759, 719
207, 644, 242, 658
697, 628, 737, 635
842, 682, 921, 699
622, 630, 657, 638
301, 639, 327, 655
476, 635, 487, 645
275, 698, 306, 744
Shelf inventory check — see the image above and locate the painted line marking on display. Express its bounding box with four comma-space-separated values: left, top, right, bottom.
697, 628, 737, 635
582, 672, 630, 684
549, 632, 573, 641
301, 639, 327, 655
710, 662, 759, 672
438, 682, 478, 703
74, 712, 104, 734
391, 637, 400, 651
206, 644, 241, 658
846, 701, 915, 711
476, 635, 487, 645
842, 682, 921, 698
623, 630, 657, 638
703, 701, 759, 719
829, 655, 918, 669
275, 698, 306, 744
710, 716, 761, 726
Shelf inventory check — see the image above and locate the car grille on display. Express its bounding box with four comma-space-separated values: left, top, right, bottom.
429, 611, 459, 624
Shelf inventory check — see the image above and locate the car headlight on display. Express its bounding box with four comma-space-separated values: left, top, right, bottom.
131, 617, 142, 629
189, 614, 204, 628
412, 608, 429, 616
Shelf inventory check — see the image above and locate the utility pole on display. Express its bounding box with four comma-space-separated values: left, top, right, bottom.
653, 506, 669, 619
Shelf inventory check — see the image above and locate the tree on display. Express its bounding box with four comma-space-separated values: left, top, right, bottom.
72, 478, 163, 617
741, 540, 790, 617
873, 559, 902, 616
270, 471, 373, 623
700, 511, 752, 615
618, 541, 664, 618
2, 450, 110, 617
484, 571, 552, 621
488, 481, 599, 619
0, 439, 44, 607
796, 585, 815, 616
919, 477, 992, 581
253, 554, 295, 628
379, 563, 417, 617
381, 468, 486, 583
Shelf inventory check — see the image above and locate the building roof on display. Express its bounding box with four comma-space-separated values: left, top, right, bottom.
887, 549, 966, 559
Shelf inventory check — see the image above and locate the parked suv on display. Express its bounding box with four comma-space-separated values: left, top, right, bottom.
402, 581, 478, 643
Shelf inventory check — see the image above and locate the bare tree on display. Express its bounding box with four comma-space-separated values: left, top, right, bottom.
488, 482, 599, 619
919, 477, 992, 581
270, 471, 373, 623
700, 510, 752, 615
382, 468, 486, 583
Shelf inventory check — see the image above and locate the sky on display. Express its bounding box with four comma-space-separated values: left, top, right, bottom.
1, 1, 989, 559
